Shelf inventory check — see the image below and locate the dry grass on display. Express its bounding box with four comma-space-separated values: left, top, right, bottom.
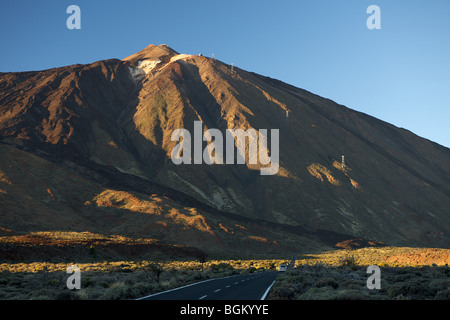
0, 230, 287, 300
0, 231, 160, 248
295, 246, 450, 268
269, 264, 450, 300
0, 230, 208, 265
0, 259, 284, 300
1, 245, 448, 300
269, 246, 450, 300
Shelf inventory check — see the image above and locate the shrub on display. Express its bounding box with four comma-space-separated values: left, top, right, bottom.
147, 263, 164, 283
55, 290, 79, 300
314, 277, 339, 289
298, 287, 337, 300
429, 279, 450, 292
335, 289, 369, 300
245, 267, 257, 273
342, 279, 365, 290
271, 283, 295, 300
338, 254, 357, 269
99, 281, 128, 300
387, 279, 433, 299
435, 289, 450, 300
210, 263, 234, 271
89, 244, 97, 258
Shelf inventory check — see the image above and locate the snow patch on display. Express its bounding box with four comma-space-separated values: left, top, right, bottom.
128, 54, 196, 81
137, 59, 161, 74
170, 54, 193, 63
128, 66, 145, 81
128, 59, 161, 81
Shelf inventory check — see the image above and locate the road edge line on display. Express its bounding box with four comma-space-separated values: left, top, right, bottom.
260, 280, 276, 300
135, 274, 239, 300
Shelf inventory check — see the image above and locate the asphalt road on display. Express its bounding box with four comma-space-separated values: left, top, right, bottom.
137, 271, 279, 300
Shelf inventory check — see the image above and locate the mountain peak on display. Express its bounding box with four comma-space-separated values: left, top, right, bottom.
156, 44, 177, 52
1, 43, 449, 251
123, 44, 178, 64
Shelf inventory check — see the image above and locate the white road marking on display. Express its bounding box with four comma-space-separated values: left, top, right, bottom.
136, 274, 240, 300
214, 289, 221, 293
199, 295, 207, 299
260, 279, 277, 300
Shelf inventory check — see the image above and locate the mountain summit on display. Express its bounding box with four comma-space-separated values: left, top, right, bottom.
0, 44, 449, 255
123, 44, 179, 63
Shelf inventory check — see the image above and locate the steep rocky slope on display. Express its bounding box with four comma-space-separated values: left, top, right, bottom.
1, 44, 449, 255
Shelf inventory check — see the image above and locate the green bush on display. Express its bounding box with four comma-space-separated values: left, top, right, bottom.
335, 289, 369, 300
429, 278, 450, 292
387, 279, 433, 299
314, 277, 339, 289
245, 267, 257, 273
435, 289, 450, 300
210, 263, 234, 271
338, 255, 357, 270
271, 283, 295, 300
298, 287, 337, 300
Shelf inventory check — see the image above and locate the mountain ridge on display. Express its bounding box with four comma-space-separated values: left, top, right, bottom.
1, 44, 449, 256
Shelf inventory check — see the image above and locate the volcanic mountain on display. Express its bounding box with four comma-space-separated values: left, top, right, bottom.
0, 44, 449, 257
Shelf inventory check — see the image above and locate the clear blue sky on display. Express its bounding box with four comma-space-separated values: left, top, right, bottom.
1, 0, 449, 148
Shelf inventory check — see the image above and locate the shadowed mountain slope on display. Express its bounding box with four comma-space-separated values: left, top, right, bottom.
0, 44, 449, 256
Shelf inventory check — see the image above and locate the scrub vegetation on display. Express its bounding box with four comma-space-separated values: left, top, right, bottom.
0, 258, 284, 300
269, 247, 450, 300
0, 243, 448, 300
